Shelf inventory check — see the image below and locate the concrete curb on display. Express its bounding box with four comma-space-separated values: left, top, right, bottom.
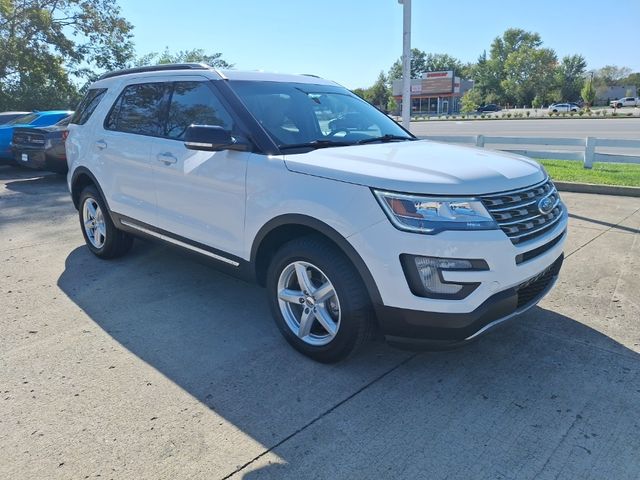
555, 181, 640, 197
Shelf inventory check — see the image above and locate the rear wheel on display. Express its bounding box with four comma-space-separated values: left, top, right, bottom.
266, 236, 374, 362
79, 185, 133, 259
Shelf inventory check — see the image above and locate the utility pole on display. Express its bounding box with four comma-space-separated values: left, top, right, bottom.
398, 0, 411, 129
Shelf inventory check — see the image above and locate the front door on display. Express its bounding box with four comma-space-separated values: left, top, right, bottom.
150, 79, 248, 259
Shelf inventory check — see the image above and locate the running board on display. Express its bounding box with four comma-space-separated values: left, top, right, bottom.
120, 220, 240, 267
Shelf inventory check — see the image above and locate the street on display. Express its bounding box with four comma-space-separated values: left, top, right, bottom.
410, 118, 640, 156
411, 117, 640, 139
1, 165, 639, 479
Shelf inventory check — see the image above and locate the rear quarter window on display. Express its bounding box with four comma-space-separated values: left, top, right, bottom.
71, 88, 108, 125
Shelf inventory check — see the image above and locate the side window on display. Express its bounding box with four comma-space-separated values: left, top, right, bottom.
165, 81, 233, 140
105, 83, 166, 136
71, 88, 107, 125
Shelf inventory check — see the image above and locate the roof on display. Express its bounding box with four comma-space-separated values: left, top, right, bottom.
93, 63, 338, 87
220, 70, 338, 86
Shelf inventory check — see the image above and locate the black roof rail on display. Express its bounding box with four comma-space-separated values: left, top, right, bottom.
98, 63, 212, 80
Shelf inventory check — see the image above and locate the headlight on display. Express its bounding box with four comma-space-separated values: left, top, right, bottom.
373, 190, 498, 234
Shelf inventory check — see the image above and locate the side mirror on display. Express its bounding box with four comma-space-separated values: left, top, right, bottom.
184, 125, 248, 152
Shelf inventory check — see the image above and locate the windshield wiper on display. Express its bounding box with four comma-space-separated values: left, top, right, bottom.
356, 134, 415, 145
278, 139, 352, 151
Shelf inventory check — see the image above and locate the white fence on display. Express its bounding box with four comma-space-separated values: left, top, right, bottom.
420, 135, 640, 168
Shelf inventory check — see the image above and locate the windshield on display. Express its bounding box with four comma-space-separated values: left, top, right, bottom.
228, 81, 412, 151
55, 115, 72, 127
7, 113, 39, 126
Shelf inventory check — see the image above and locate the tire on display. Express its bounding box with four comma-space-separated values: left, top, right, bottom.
78, 185, 133, 259
266, 235, 374, 363
552, 109, 558, 113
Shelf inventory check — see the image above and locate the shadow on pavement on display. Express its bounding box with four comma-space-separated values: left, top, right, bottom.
3, 171, 66, 194
569, 212, 639, 234
57, 242, 640, 479
0, 171, 72, 233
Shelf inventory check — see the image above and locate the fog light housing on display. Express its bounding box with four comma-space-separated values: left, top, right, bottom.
400, 255, 488, 299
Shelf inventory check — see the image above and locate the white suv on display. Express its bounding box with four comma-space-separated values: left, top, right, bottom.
610, 97, 639, 108
66, 64, 567, 362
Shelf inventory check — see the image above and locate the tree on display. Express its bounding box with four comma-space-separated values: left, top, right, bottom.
596, 65, 632, 85
468, 51, 499, 104
501, 47, 557, 106
366, 71, 390, 110
352, 88, 367, 99
135, 47, 233, 69
468, 29, 545, 106
581, 79, 596, 107
387, 48, 427, 80
388, 50, 464, 80
0, 0, 134, 110
620, 72, 640, 92
555, 55, 586, 101
489, 28, 542, 65
461, 89, 482, 113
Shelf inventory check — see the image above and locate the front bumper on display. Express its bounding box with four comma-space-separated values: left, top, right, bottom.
379, 254, 563, 348
346, 203, 568, 345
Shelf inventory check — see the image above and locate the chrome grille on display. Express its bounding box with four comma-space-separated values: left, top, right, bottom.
481, 178, 563, 245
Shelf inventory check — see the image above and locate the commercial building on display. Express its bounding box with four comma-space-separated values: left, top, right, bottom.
595, 85, 638, 105
391, 71, 474, 115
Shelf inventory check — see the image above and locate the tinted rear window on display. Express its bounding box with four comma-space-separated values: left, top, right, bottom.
105, 83, 166, 136
71, 88, 107, 125
8, 113, 39, 125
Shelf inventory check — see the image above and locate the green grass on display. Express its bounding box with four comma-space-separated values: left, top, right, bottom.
539, 160, 640, 187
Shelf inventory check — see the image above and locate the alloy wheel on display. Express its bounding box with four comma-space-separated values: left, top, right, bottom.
82, 197, 106, 249
276, 261, 341, 346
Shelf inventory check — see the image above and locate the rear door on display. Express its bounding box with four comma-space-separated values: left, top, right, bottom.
150, 78, 248, 258
95, 81, 167, 225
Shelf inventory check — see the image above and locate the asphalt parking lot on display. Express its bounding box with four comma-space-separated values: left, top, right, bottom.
1, 165, 639, 480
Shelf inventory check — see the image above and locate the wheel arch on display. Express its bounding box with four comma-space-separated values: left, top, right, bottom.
251, 214, 383, 305
70, 167, 109, 212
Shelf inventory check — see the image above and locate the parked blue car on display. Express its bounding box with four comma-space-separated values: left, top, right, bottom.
0, 110, 73, 160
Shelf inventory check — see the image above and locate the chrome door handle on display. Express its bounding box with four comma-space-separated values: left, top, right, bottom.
156, 152, 177, 165
95, 140, 107, 150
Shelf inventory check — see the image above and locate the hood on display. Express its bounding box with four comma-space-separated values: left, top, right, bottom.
283, 139, 546, 195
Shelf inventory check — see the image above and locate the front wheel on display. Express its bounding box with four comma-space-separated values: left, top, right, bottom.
266, 236, 374, 362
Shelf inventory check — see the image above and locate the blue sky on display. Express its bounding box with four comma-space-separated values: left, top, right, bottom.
120, 0, 640, 88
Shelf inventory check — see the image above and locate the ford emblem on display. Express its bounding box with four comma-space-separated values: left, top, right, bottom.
538, 196, 554, 215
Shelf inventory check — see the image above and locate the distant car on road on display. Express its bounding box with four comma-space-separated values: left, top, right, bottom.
476, 104, 502, 113
0, 111, 31, 125
609, 97, 639, 108
0, 110, 73, 161
11, 115, 72, 174
548, 103, 579, 113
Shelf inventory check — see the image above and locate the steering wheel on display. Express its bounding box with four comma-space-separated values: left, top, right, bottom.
327, 128, 350, 137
